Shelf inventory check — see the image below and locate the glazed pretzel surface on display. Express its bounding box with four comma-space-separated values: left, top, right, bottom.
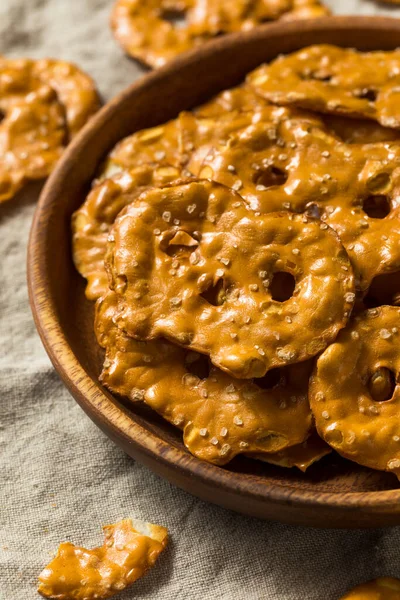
111, 0, 330, 69
311, 306, 400, 478
0, 56, 99, 203
38, 518, 167, 600
96, 291, 313, 465
72, 165, 183, 300
105, 179, 354, 379
340, 578, 400, 600
248, 45, 400, 129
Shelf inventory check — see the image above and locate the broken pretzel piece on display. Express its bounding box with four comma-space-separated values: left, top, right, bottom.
38, 518, 168, 600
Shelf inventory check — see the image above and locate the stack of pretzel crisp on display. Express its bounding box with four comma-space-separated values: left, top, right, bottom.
73, 44, 400, 479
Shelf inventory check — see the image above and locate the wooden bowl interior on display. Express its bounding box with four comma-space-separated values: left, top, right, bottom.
30, 18, 400, 526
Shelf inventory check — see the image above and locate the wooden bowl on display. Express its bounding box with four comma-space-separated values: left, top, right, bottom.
28, 16, 400, 528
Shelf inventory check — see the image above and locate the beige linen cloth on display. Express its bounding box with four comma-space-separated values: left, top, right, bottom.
2, 1, 400, 598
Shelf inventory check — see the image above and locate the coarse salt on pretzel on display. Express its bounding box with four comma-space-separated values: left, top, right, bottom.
105, 178, 354, 379
247, 432, 331, 472
96, 291, 312, 465
195, 84, 269, 118
38, 518, 168, 600
339, 578, 400, 600
310, 306, 400, 478
72, 164, 183, 300
100, 115, 195, 179
199, 108, 400, 293
247, 45, 400, 129
111, 0, 330, 69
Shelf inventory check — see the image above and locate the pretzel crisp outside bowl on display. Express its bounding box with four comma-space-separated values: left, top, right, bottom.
339, 577, 400, 600
110, 0, 330, 69
105, 178, 355, 379
38, 518, 168, 600
248, 44, 400, 129
0, 56, 100, 203
311, 306, 400, 479
96, 291, 313, 465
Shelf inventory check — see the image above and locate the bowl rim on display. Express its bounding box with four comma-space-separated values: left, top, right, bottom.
28, 15, 400, 519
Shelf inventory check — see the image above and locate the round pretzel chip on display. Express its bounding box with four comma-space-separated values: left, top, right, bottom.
32, 58, 100, 138
339, 578, 400, 600
37, 518, 168, 600
96, 291, 313, 465
247, 45, 400, 129
111, 0, 330, 69
72, 164, 183, 300
0, 56, 100, 202
105, 179, 355, 379
310, 306, 400, 478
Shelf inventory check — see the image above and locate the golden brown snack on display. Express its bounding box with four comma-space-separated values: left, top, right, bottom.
101, 117, 185, 179
339, 578, 400, 599
199, 109, 400, 293
310, 306, 400, 478
248, 432, 331, 471
72, 164, 183, 300
105, 179, 354, 379
38, 518, 167, 600
32, 59, 100, 138
248, 45, 400, 129
195, 84, 269, 118
96, 291, 313, 465
111, 0, 330, 69
0, 56, 100, 203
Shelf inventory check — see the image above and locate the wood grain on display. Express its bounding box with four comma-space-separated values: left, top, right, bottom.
28, 16, 400, 528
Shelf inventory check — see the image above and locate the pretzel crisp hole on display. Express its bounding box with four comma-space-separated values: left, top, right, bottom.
301, 70, 332, 82
362, 195, 391, 219
254, 367, 282, 390
161, 8, 187, 29
354, 88, 378, 102
253, 166, 288, 189
185, 352, 212, 380
200, 278, 226, 306
364, 272, 400, 308
269, 272, 296, 302
0, 110, 5, 123
368, 367, 396, 402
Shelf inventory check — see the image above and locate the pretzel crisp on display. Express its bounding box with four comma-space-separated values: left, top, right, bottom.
248, 45, 400, 129
111, 0, 330, 69
72, 165, 183, 300
195, 84, 269, 118
310, 306, 400, 478
340, 578, 400, 600
248, 432, 331, 472
96, 291, 312, 464
0, 56, 99, 203
31, 59, 101, 138
199, 110, 400, 292
105, 178, 354, 379
38, 518, 168, 600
